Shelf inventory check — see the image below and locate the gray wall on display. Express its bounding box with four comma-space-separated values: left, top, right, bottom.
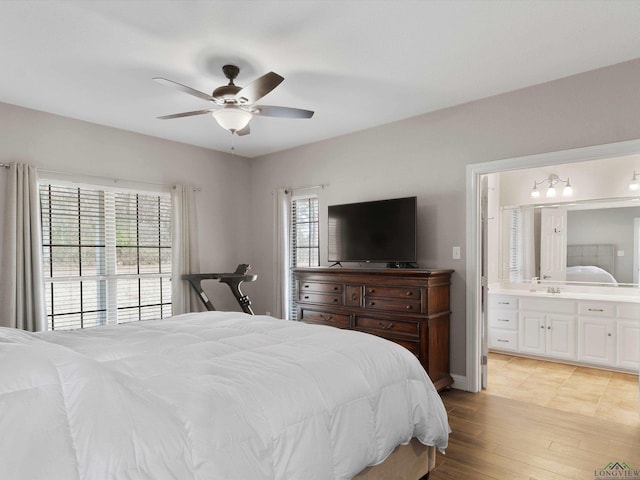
247, 58, 640, 378
0, 101, 253, 311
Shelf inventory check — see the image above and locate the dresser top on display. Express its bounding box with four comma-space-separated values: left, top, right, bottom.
293, 267, 454, 277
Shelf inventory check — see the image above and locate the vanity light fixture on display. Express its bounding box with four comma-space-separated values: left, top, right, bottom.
530, 174, 573, 199
629, 171, 639, 192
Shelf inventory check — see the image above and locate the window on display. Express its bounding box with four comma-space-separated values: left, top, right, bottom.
40, 183, 171, 330
289, 196, 319, 319
508, 207, 523, 282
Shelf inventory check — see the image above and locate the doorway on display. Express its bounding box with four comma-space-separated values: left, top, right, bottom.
466, 139, 640, 393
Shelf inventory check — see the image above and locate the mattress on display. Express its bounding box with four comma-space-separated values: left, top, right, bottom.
0, 312, 450, 480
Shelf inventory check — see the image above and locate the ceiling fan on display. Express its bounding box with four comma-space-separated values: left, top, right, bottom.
154, 65, 314, 136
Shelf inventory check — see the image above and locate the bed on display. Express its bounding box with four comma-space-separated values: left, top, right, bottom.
0, 311, 449, 480
566, 244, 618, 284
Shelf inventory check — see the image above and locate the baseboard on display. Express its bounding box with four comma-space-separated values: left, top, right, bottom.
450, 374, 469, 391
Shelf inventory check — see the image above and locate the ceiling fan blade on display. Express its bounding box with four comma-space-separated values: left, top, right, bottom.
252, 105, 314, 119
236, 124, 251, 136
235, 72, 284, 104
157, 109, 216, 120
153, 77, 217, 103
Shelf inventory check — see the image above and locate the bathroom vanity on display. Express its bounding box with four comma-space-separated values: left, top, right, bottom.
488, 288, 640, 372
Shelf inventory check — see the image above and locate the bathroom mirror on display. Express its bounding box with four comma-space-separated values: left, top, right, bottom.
501, 198, 640, 288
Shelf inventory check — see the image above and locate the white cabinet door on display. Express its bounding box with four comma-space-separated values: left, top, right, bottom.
539, 208, 567, 282
617, 319, 640, 370
546, 314, 576, 360
578, 316, 615, 366
519, 311, 546, 355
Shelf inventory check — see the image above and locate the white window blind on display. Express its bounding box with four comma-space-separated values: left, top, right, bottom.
508, 207, 523, 282
289, 196, 319, 320
40, 183, 172, 330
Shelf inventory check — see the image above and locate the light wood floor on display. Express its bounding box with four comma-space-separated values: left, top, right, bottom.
430, 356, 640, 480
486, 353, 639, 427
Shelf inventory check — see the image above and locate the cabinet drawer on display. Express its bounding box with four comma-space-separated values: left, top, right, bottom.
617, 302, 640, 319
299, 282, 343, 294
488, 295, 518, 310
488, 310, 518, 330
355, 316, 419, 337
364, 285, 420, 299
364, 298, 421, 313
578, 301, 615, 317
299, 292, 342, 306
299, 308, 350, 328
489, 329, 518, 351
520, 297, 576, 314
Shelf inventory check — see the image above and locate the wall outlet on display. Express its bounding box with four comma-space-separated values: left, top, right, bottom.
452, 246, 461, 260
617, 250, 625, 257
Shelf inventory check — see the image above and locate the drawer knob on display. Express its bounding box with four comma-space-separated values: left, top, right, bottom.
497, 319, 509, 322
351, 293, 358, 301
333, 286, 338, 291
406, 305, 412, 310
497, 339, 508, 343
367, 289, 375, 294
540, 325, 544, 329
304, 295, 309, 299
608, 333, 612, 337
405, 291, 413, 296
370, 301, 376, 306
547, 326, 551, 330
304, 284, 310, 288
333, 298, 338, 303
377, 321, 394, 330
588, 308, 604, 312
498, 301, 510, 305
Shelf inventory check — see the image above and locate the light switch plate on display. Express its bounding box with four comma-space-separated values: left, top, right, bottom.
452, 246, 461, 260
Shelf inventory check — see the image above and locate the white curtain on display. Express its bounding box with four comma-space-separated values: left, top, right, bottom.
171, 184, 201, 315
273, 188, 291, 319
0, 163, 46, 331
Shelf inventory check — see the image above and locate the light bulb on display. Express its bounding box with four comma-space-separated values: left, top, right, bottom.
629, 172, 639, 192
530, 187, 540, 198
546, 186, 557, 198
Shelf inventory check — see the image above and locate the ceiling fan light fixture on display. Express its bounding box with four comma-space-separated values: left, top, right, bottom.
212, 108, 252, 133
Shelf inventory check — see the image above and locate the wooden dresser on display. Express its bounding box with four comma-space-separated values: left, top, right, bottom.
293, 267, 454, 391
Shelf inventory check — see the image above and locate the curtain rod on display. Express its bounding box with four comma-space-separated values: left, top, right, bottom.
294, 184, 328, 192
0, 163, 200, 191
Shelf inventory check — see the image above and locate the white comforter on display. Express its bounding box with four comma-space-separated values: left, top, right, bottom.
0, 312, 450, 480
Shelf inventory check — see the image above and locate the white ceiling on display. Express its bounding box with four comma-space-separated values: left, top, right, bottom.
2, 1, 640, 158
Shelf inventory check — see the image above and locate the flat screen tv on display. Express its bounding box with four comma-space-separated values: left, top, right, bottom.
328, 196, 417, 267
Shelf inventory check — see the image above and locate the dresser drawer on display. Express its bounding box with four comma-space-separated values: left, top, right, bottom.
364, 297, 421, 313
488, 329, 518, 351
392, 338, 420, 357
578, 301, 615, 317
488, 309, 518, 330
299, 308, 350, 328
364, 285, 420, 299
355, 316, 419, 337
299, 292, 343, 306
299, 281, 343, 294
